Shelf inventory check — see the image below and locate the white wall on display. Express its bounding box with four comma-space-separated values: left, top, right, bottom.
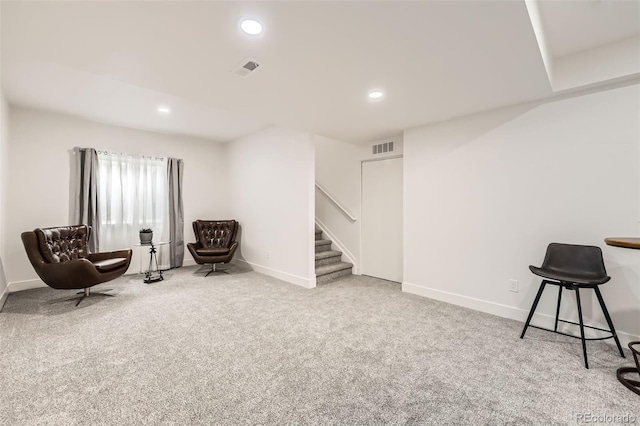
553, 36, 640, 92
314, 134, 403, 273
0, 3, 8, 309
403, 84, 640, 345
226, 126, 316, 288
314, 135, 362, 270
6, 107, 227, 290
358, 135, 404, 162
0, 92, 8, 308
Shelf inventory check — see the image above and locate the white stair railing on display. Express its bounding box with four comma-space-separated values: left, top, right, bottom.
315, 183, 357, 222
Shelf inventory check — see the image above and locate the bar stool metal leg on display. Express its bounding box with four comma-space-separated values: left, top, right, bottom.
521, 281, 547, 339
575, 287, 589, 369
554, 285, 563, 332
594, 287, 625, 358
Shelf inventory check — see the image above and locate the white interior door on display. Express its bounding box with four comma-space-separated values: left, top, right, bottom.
361, 157, 403, 282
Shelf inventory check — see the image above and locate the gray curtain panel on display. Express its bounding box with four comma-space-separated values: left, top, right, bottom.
72, 147, 100, 252
167, 158, 185, 268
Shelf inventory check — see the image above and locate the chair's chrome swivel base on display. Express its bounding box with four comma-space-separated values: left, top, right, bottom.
204, 263, 230, 277
74, 287, 114, 306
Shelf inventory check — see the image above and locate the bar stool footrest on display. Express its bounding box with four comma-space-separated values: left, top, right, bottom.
527, 325, 618, 341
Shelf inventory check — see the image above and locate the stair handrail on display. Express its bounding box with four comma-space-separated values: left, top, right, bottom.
315, 182, 357, 222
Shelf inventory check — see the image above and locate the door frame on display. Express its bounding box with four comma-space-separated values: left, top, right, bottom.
360, 155, 403, 282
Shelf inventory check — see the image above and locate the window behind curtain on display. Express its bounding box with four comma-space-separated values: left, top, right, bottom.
97, 152, 169, 251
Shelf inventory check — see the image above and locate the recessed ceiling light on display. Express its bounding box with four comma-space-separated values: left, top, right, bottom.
241, 19, 263, 35
368, 90, 384, 100
156, 105, 171, 115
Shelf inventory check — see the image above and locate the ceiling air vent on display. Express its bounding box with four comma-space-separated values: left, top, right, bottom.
372, 141, 395, 155
232, 59, 262, 77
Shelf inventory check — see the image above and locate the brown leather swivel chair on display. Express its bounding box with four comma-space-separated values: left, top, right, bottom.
21, 225, 132, 305
187, 220, 238, 276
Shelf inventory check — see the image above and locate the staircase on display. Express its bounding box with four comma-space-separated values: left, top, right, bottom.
315, 226, 353, 284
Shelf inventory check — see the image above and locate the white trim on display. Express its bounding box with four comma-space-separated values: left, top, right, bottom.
402, 281, 640, 348
8, 258, 316, 293
0, 285, 8, 311
315, 217, 360, 275
7, 259, 198, 295
315, 183, 357, 222
361, 154, 403, 163
235, 258, 316, 289
524, 0, 553, 87
8, 278, 47, 293
182, 258, 197, 267
360, 157, 403, 282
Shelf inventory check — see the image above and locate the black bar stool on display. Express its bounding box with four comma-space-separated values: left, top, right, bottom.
520, 243, 625, 368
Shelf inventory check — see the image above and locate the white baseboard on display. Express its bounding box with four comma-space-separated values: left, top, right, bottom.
235, 259, 316, 289
402, 281, 640, 347
5, 259, 197, 295
8, 278, 47, 293
182, 258, 197, 267
314, 217, 360, 274
6, 258, 315, 294
0, 285, 8, 312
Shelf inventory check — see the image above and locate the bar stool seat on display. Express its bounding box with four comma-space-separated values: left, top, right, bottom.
520, 243, 625, 369
528, 265, 610, 286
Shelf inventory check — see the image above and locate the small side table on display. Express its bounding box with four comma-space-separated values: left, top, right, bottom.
135, 241, 170, 284
604, 237, 640, 396
617, 342, 640, 396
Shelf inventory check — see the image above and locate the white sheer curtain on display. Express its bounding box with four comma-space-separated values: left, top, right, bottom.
97, 152, 170, 251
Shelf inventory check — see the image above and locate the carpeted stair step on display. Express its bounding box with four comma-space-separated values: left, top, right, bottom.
315, 239, 332, 253
315, 250, 342, 267
315, 228, 323, 241
316, 261, 353, 284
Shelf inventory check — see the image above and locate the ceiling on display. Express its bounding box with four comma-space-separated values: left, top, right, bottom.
1, 1, 638, 144
537, 0, 640, 58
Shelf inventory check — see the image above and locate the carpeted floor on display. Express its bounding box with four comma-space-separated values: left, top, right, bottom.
0, 264, 638, 425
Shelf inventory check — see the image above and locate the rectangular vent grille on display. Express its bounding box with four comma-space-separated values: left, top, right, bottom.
243, 61, 260, 71
372, 141, 395, 155
232, 59, 262, 77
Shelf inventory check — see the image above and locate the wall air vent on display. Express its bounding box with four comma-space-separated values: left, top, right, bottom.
372, 141, 395, 155
232, 59, 262, 77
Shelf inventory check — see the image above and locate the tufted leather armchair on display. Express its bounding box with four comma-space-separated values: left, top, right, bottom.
21, 225, 132, 305
187, 220, 239, 276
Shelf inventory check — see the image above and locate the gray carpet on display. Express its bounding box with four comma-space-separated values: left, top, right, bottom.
0, 264, 638, 425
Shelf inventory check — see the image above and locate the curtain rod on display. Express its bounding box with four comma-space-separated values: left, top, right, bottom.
97, 150, 165, 161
